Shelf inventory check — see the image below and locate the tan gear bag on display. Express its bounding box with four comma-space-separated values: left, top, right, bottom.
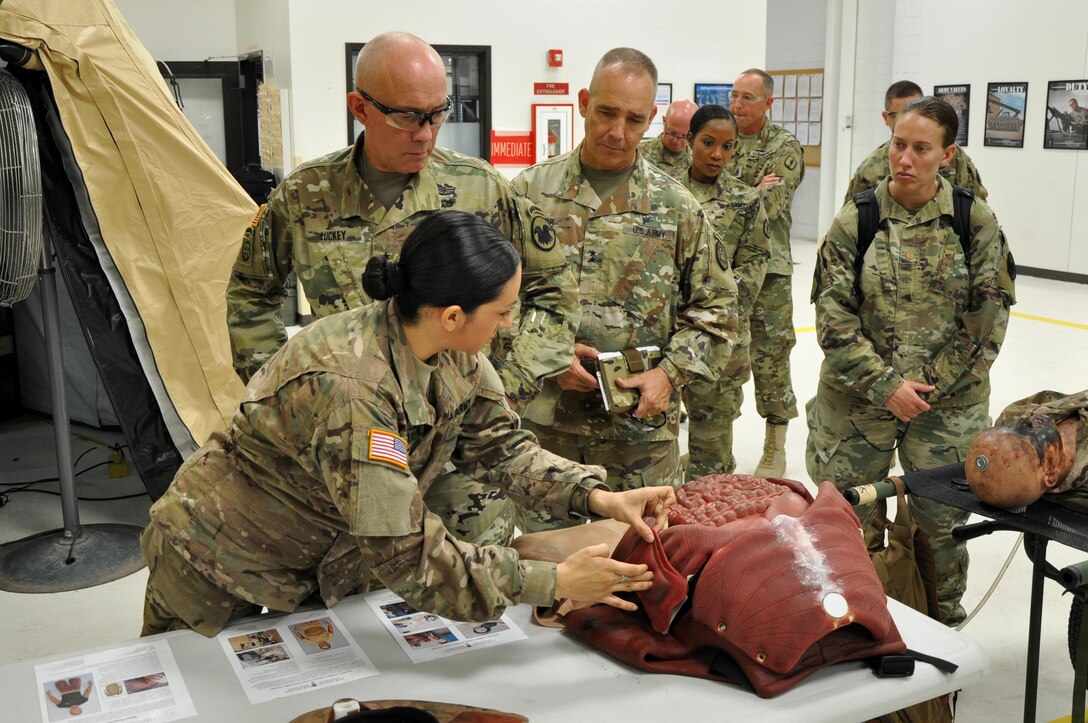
868, 476, 953, 723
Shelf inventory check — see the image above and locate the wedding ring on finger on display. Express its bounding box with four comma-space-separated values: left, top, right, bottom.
619, 574, 629, 584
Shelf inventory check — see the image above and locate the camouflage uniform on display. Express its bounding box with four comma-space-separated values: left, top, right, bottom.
807, 177, 1016, 625
680, 172, 771, 476
843, 140, 988, 205
994, 390, 1088, 510
511, 145, 739, 531
141, 301, 607, 637
638, 134, 692, 180
726, 121, 804, 423
226, 136, 581, 548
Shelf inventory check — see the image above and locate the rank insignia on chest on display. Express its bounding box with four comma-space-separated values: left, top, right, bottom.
368, 429, 409, 469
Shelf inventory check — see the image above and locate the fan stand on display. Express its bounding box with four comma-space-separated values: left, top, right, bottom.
0, 234, 145, 593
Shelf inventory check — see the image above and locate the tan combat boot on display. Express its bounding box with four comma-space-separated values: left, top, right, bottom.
753, 422, 787, 478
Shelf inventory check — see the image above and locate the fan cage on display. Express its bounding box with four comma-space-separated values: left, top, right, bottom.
0, 68, 43, 307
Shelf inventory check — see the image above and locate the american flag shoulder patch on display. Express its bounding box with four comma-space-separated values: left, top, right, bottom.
368, 428, 409, 469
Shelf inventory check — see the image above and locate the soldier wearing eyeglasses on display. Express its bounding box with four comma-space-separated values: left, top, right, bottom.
724, 68, 805, 479
843, 80, 987, 204
225, 31, 580, 550
637, 99, 698, 180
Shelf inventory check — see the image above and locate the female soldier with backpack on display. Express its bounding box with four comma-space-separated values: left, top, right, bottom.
806, 96, 1016, 626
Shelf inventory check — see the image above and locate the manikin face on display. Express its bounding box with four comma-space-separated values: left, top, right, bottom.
578, 65, 657, 171
689, 118, 737, 184
888, 111, 955, 205
965, 415, 1066, 508
449, 268, 521, 355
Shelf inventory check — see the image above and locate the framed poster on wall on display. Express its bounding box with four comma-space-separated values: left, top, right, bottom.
646, 82, 673, 138
1043, 79, 1088, 150
984, 82, 1028, 148
933, 84, 971, 146
694, 83, 732, 109
532, 103, 574, 163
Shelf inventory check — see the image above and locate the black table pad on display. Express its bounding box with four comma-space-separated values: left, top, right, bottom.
897, 462, 1088, 553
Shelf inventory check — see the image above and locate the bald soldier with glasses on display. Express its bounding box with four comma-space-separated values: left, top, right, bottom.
226, 31, 580, 551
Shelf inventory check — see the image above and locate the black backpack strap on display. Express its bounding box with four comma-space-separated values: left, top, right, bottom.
852, 189, 879, 298
950, 185, 975, 266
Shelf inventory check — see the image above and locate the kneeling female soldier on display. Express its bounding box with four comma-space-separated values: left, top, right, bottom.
142, 210, 671, 636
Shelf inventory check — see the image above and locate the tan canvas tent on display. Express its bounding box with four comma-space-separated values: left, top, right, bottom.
0, 0, 252, 497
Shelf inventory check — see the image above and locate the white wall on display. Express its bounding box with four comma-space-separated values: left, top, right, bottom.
848, 0, 896, 177
844, 0, 1088, 276
110, 0, 241, 169
101, 0, 769, 181
112, 0, 238, 60
281, 0, 767, 171
235, 0, 292, 90
767, 0, 827, 242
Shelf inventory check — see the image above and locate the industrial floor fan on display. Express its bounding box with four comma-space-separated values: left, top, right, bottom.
0, 66, 144, 592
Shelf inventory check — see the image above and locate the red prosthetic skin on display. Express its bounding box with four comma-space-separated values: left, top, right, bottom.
691, 482, 893, 674
611, 519, 690, 634
612, 475, 813, 633
565, 480, 906, 697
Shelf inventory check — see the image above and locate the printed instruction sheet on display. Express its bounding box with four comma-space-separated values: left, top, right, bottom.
216, 608, 378, 704
364, 589, 526, 664
35, 640, 195, 722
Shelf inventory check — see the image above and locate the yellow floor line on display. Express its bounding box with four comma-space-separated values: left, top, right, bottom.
1047, 713, 1088, 723
796, 326, 816, 333
1011, 311, 1088, 330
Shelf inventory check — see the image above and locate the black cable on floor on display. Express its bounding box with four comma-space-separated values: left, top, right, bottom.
0, 446, 146, 504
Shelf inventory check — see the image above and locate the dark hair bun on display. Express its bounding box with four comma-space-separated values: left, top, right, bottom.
361, 254, 404, 300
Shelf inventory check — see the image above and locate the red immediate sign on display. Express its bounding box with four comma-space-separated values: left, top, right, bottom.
534, 82, 569, 95
490, 131, 534, 165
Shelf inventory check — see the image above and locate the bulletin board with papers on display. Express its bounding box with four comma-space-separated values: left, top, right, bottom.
769, 68, 824, 167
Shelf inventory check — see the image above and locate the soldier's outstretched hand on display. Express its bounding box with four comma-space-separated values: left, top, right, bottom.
555, 543, 653, 611
588, 486, 675, 542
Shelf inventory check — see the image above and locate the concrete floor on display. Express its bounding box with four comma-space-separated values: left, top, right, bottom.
1, 238, 1086, 721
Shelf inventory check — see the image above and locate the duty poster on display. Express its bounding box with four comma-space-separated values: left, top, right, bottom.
984, 83, 1028, 148
1043, 79, 1088, 150
934, 84, 971, 146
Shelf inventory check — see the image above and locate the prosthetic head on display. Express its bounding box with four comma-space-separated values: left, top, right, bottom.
965, 415, 1066, 507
